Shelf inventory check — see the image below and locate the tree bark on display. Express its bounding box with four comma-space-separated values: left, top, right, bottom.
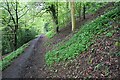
70, 0, 76, 32
79, 2, 81, 18
83, 3, 86, 19
14, 31, 17, 50
49, 3, 59, 33
55, 3, 59, 33
14, 0, 18, 50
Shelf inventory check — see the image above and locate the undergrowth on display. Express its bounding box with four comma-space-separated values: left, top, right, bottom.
46, 30, 56, 39
45, 6, 119, 66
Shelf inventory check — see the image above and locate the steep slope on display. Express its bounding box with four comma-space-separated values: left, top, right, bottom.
45, 2, 118, 65
43, 3, 120, 78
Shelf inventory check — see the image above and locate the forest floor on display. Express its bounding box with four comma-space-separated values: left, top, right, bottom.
43, 22, 120, 78
2, 2, 119, 78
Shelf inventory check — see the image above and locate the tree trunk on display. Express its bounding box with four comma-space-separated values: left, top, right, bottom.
14, 30, 17, 50
55, 17, 59, 33
56, 3, 59, 33
14, 0, 18, 50
83, 3, 86, 19
70, 1, 76, 32
79, 2, 81, 18
49, 3, 59, 33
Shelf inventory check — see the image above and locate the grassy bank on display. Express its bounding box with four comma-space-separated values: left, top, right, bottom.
45, 6, 119, 66
0, 43, 29, 71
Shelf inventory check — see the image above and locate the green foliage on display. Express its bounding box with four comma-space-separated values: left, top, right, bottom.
1, 2, 41, 55
104, 66, 110, 76
115, 42, 120, 47
45, 6, 119, 66
116, 52, 120, 57
0, 43, 29, 71
1, 2, 107, 56
110, 52, 120, 57
45, 2, 106, 36
2, 33, 14, 55
17, 27, 37, 45
2, 27, 37, 55
105, 32, 113, 37
58, 2, 71, 29
74, 2, 106, 17
85, 3, 107, 14
46, 30, 56, 38
94, 63, 102, 70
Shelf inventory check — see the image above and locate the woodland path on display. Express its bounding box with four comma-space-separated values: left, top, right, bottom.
2, 35, 47, 78
2, 2, 115, 78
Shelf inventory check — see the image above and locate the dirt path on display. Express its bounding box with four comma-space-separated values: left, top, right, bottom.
2, 2, 115, 78
2, 35, 46, 78
21, 35, 48, 78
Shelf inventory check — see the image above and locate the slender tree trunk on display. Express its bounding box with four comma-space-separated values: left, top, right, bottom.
50, 3, 59, 33
6, 0, 18, 50
14, 0, 18, 50
83, 3, 86, 19
14, 30, 17, 50
4, 0, 28, 51
56, 3, 59, 33
70, 1, 76, 32
79, 2, 81, 18
55, 17, 59, 33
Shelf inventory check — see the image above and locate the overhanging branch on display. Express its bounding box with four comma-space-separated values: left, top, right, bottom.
18, 9, 29, 19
